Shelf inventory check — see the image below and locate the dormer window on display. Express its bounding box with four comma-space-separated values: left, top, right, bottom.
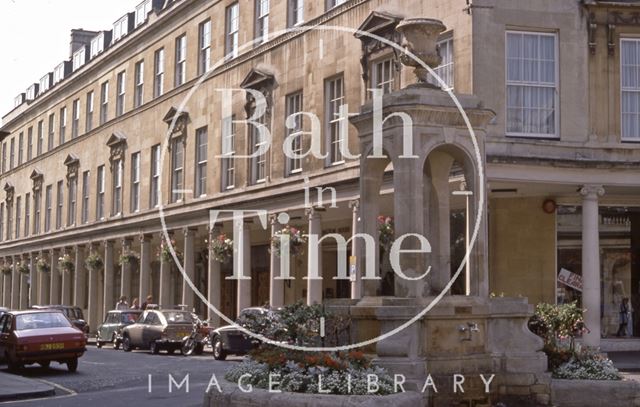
39, 74, 52, 95
72, 47, 87, 71
26, 84, 39, 101
53, 63, 66, 85
113, 15, 130, 43
90, 33, 105, 58
135, 0, 152, 27
14, 94, 25, 108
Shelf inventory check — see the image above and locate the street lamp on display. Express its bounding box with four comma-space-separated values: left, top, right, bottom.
452, 182, 473, 296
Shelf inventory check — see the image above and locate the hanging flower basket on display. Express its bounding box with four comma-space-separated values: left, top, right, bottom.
58, 254, 74, 274
17, 262, 30, 275
378, 215, 395, 249
157, 237, 183, 266
85, 253, 104, 272
0, 265, 12, 276
208, 233, 233, 264
118, 251, 140, 267
271, 225, 307, 258
36, 257, 51, 273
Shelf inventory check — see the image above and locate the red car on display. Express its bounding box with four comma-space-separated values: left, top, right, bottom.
0, 310, 86, 372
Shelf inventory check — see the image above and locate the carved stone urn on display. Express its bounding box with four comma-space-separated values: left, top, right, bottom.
396, 18, 446, 86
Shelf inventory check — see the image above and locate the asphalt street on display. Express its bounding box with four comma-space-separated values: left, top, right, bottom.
0, 345, 239, 407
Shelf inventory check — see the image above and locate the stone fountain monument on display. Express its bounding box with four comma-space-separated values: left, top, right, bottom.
331, 17, 552, 407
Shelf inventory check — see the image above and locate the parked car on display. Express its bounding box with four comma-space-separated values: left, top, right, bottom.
31, 305, 89, 336
96, 310, 142, 349
121, 309, 194, 354
0, 309, 86, 372
209, 307, 268, 360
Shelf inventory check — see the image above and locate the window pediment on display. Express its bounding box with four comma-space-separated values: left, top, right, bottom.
163, 107, 189, 139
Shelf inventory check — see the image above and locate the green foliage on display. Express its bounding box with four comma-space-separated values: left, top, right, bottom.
553, 349, 622, 380
528, 301, 586, 350
85, 253, 104, 272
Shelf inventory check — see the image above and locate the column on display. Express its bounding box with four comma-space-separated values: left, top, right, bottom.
159, 233, 173, 308
103, 240, 114, 318
38, 251, 50, 305
74, 245, 86, 309
87, 243, 100, 332
581, 185, 605, 348
139, 234, 152, 304
349, 200, 362, 300
49, 248, 61, 305
182, 228, 196, 310
207, 226, 222, 326
235, 219, 251, 315
2, 260, 10, 308
120, 238, 133, 300
60, 248, 72, 305
28, 253, 37, 308
306, 208, 323, 305
19, 256, 28, 309
269, 214, 284, 308
11, 257, 20, 309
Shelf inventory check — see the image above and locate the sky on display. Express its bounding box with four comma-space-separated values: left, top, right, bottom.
0, 0, 140, 124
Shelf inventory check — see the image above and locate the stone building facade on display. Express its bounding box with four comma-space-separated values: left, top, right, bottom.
0, 0, 638, 352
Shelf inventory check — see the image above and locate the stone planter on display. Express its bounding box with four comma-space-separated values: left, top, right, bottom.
203, 379, 424, 407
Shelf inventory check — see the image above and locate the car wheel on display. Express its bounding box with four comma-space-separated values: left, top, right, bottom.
38, 361, 51, 369
112, 334, 120, 350
150, 341, 160, 355
212, 336, 227, 361
96, 333, 103, 348
122, 336, 132, 352
67, 358, 78, 373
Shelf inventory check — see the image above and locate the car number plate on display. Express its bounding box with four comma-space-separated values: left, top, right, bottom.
40, 343, 64, 351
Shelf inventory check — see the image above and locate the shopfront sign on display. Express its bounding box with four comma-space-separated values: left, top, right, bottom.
558, 268, 583, 291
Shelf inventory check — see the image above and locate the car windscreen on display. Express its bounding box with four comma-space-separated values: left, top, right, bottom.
15, 312, 73, 330
161, 311, 194, 324
121, 313, 140, 323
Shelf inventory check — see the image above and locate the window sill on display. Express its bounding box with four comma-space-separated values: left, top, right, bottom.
505, 133, 559, 140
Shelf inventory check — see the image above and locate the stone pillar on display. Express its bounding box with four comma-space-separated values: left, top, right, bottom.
103, 240, 114, 318
11, 257, 20, 309
182, 228, 196, 310
87, 244, 100, 331
269, 214, 284, 308
2, 266, 9, 308
349, 200, 362, 300
581, 185, 604, 348
19, 256, 28, 309
207, 226, 222, 326
159, 234, 173, 308
38, 252, 50, 305
306, 207, 323, 305
49, 248, 61, 304
235, 219, 251, 315
139, 234, 152, 304
120, 238, 133, 300
29, 253, 37, 307
61, 248, 72, 305
74, 245, 86, 308
425, 151, 454, 294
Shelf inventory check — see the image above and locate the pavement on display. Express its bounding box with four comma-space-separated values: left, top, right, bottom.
0, 371, 56, 401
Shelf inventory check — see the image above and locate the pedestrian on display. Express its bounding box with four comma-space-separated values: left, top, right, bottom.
141, 295, 153, 310
116, 296, 129, 311
130, 298, 140, 310
617, 297, 630, 337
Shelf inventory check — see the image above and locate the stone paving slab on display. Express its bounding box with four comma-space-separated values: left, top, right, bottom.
0, 371, 56, 401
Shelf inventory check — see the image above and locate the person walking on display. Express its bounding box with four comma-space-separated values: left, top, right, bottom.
116, 296, 129, 310
141, 295, 153, 310
617, 297, 630, 337
130, 298, 140, 310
